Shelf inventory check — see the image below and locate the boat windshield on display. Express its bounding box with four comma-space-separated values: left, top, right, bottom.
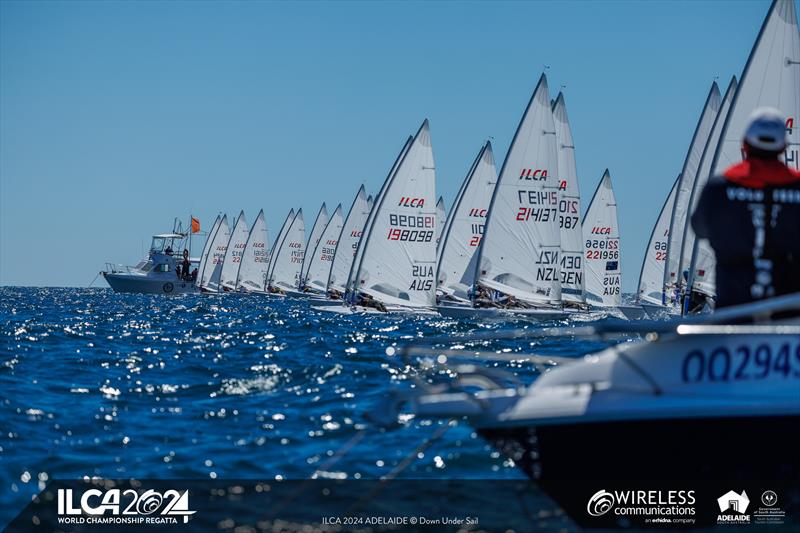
150, 234, 182, 254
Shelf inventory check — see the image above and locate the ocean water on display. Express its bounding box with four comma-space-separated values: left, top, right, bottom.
0, 287, 619, 530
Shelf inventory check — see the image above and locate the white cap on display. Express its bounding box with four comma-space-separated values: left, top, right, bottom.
744, 107, 787, 151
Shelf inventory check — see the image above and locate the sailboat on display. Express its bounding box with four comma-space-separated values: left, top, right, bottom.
673, 78, 738, 312
219, 210, 248, 292
197, 214, 230, 292
686, 0, 799, 309
296, 203, 328, 295
325, 187, 372, 300
444, 74, 565, 320
552, 93, 585, 309
344, 120, 437, 313
234, 209, 269, 293
435, 141, 498, 307
301, 204, 343, 296
266, 209, 305, 294
636, 175, 679, 316
434, 196, 446, 248
195, 215, 221, 289
662, 82, 722, 307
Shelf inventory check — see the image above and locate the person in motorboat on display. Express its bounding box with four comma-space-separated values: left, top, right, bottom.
180, 249, 191, 281
691, 108, 800, 308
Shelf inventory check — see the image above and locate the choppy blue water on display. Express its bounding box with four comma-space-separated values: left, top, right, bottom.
0, 287, 617, 528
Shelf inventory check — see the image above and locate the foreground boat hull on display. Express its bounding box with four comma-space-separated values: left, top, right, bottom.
103, 272, 199, 295
481, 414, 799, 482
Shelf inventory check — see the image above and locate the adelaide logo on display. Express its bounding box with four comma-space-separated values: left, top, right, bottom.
587, 490, 615, 517
717, 489, 750, 524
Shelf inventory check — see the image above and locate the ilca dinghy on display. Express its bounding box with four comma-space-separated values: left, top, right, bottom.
301, 204, 343, 298
436, 141, 498, 309
234, 209, 269, 293
197, 214, 230, 293
552, 92, 586, 312
444, 74, 566, 321
289, 203, 328, 297
660, 82, 722, 312
344, 120, 437, 314
321, 186, 372, 304
266, 209, 305, 295
219, 210, 249, 292
636, 174, 679, 317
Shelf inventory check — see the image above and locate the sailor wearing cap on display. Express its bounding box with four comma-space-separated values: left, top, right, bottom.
691, 108, 800, 309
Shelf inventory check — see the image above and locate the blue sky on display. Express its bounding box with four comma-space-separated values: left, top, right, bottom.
0, 0, 774, 291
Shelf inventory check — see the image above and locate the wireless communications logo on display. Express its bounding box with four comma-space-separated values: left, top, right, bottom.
57, 487, 196, 525
586, 489, 696, 524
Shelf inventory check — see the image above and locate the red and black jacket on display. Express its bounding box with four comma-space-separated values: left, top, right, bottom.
691, 158, 800, 308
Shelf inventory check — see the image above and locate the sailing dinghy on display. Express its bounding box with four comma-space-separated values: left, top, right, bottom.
234, 209, 269, 293
219, 210, 248, 292
637, 175, 680, 317
323, 186, 372, 303
296, 203, 328, 295
440, 74, 566, 321
266, 209, 305, 294
662, 82, 722, 306
686, 0, 800, 309
198, 214, 230, 293
582, 171, 642, 319
435, 142, 498, 307
552, 93, 586, 311
342, 120, 437, 314
302, 204, 343, 296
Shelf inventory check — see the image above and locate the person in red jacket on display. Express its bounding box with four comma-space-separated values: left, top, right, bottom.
691, 108, 800, 309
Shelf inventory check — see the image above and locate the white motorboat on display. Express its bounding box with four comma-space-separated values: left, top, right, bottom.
102, 230, 200, 295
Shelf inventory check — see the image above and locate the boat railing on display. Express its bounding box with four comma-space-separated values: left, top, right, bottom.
105, 262, 134, 274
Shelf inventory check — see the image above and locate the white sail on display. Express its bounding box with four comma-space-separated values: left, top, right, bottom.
328, 186, 370, 294
201, 215, 230, 292
552, 92, 584, 304
690, 0, 800, 298
351, 120, 437, 308
235, 209, 269, 292
475, 74, 562, 305
300, 204, 328, 287
435, 196, 446, 248
663, 82, 722, 294
436, 141, 498, 300
195, 215, 221, 288
346, 137, 413, 295
219, 210, 248, 291
268, 209, 305, 290
637, 175, 679, 306
304, 204, 343, 292
676, 78, 738, 294
582, 171, 621, 307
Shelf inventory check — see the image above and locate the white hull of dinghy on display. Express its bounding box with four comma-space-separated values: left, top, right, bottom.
103, 272, 199, 295
640, 302, 680, 319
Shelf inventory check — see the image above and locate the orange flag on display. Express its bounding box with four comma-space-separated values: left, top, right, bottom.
191, 217, 200, 233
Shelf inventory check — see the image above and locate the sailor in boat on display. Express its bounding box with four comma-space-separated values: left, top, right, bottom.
691, 108, 800, 309
179, 249, 192, 281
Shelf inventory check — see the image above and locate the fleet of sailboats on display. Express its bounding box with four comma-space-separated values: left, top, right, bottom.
111, 0, 797, 324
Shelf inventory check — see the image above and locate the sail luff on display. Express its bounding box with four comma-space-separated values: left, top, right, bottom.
219, 210, 248, 291
582, 170, 621, 307
234, 209, 269, 291
328, 186, 370, 294
266, 209, 296, 288
196, 215, 221, 288
636, 175, 679, 305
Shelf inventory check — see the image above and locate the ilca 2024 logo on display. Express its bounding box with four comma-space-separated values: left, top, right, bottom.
57, 487, 196, 525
